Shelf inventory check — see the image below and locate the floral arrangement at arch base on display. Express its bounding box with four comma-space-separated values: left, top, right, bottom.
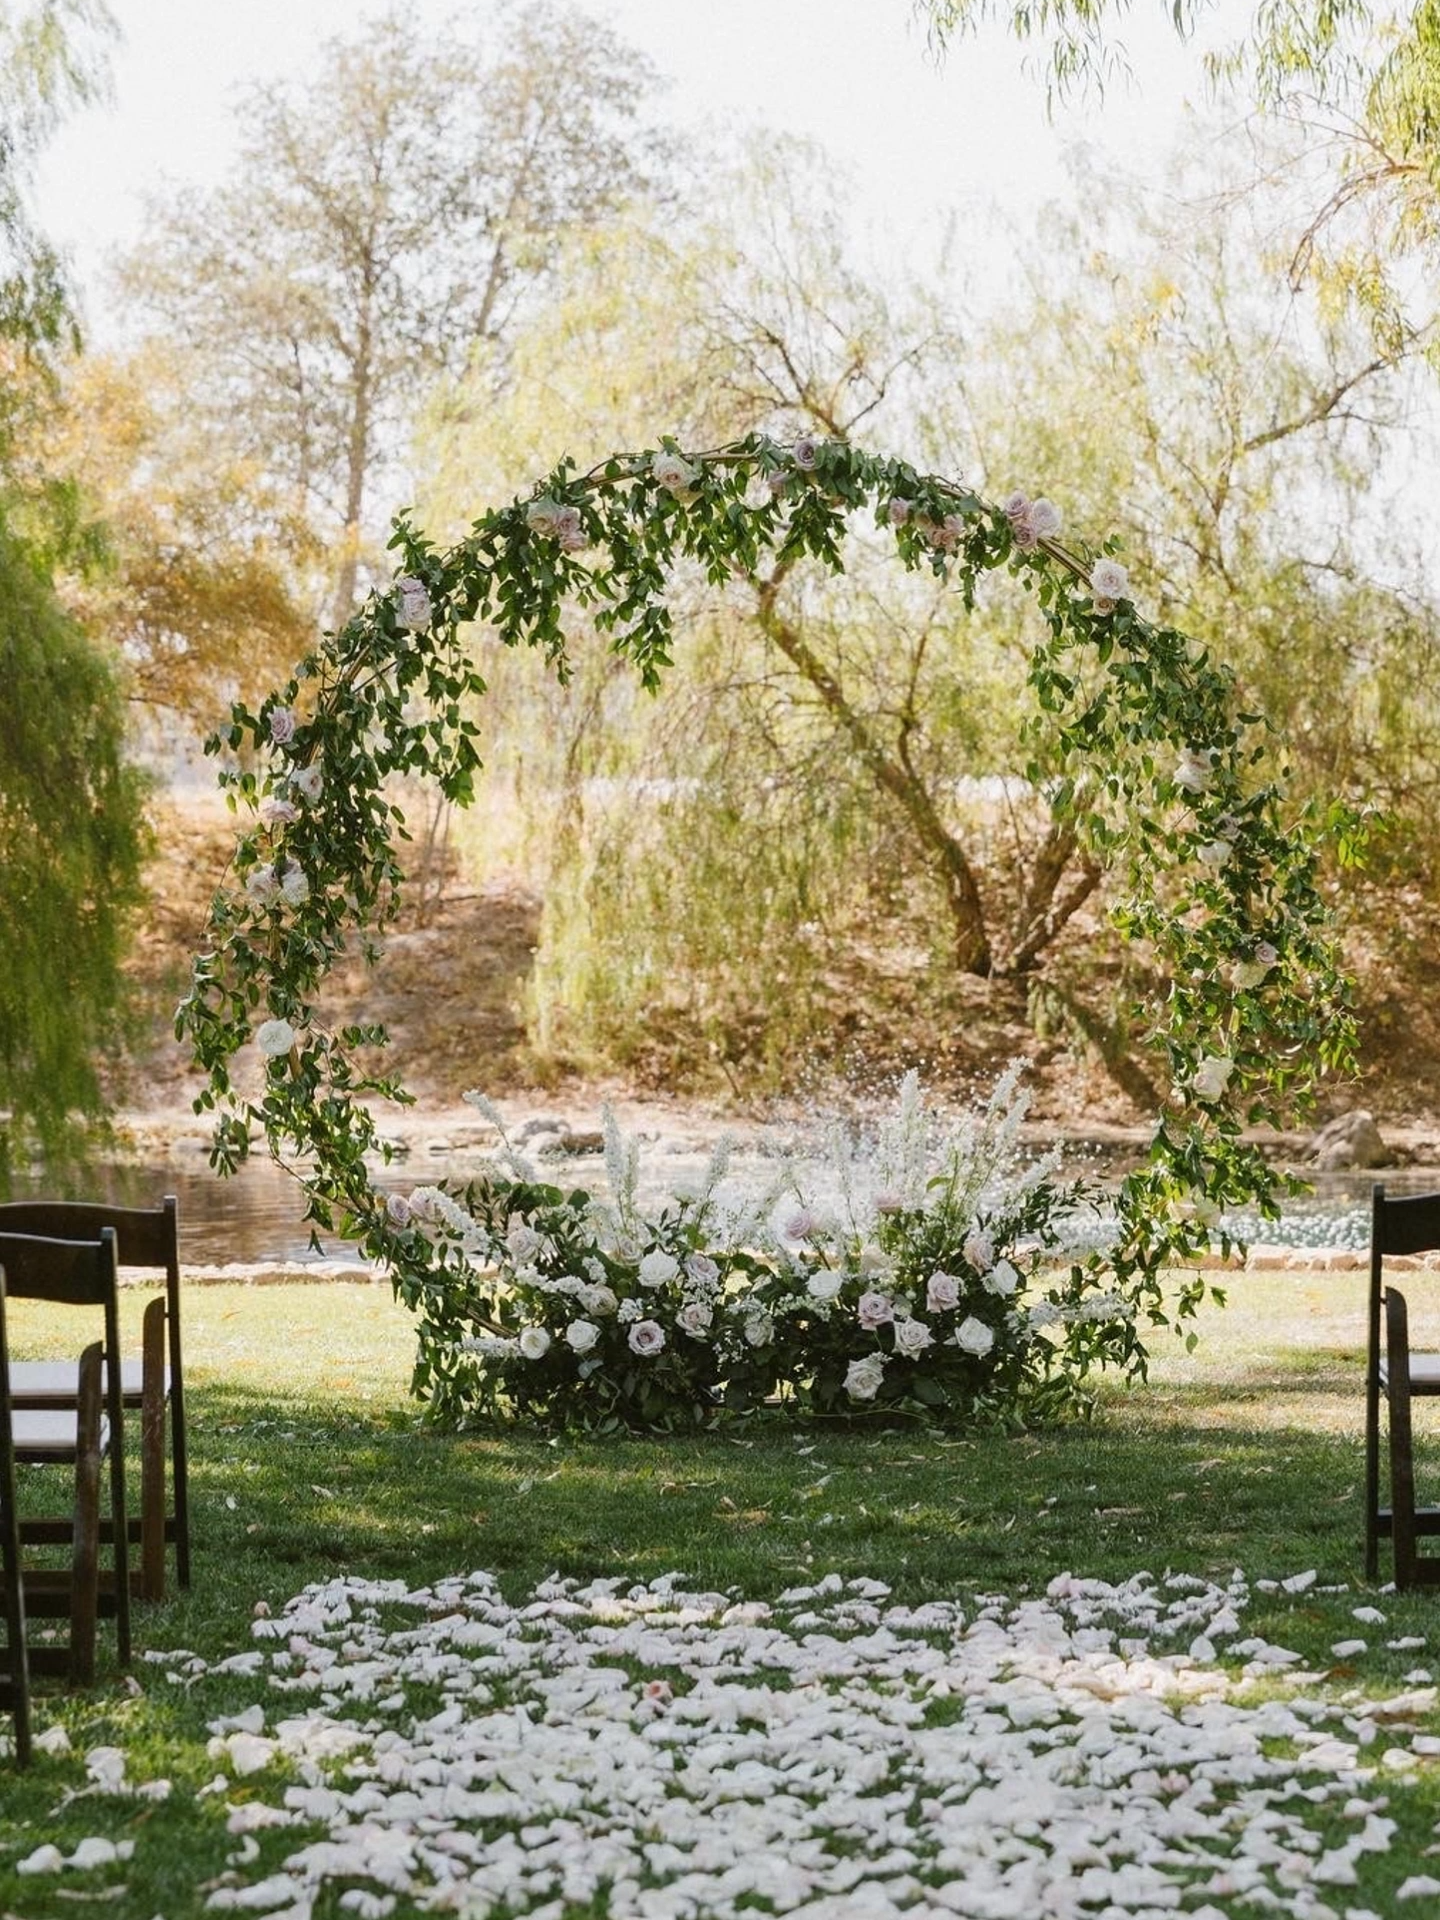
394, 1070, 1131, 1431
176, 429, 1360, 1429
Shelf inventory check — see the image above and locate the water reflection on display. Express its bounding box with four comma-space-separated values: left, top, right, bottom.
6, 1145, 1437, 1267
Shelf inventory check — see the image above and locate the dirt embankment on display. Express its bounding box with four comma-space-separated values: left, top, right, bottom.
123, 794, 1440, 1161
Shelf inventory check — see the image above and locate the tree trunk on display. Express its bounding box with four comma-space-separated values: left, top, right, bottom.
328, 292, 374, 634
754, 579, 993, 976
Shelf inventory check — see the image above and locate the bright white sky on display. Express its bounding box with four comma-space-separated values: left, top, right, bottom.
35, 0, 1238, 340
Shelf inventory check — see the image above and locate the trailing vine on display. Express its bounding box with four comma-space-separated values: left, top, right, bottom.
177, 430, 1356, 1415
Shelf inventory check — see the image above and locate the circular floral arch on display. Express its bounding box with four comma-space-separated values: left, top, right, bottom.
179, 431, 1354, 1414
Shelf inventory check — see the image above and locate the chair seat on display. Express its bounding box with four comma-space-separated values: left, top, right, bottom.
8, 1359, 171, 1405
12, 1411, 111, 1458
1380, 1350, 1440, 1390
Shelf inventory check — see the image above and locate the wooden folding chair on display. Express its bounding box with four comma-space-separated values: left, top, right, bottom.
0, 1270, 32, 1765
2, 1198, 188, 1598
1365, 1185, 1440, 1579
0, 1230, 129, 1685
1384, 1286, 1440, 1590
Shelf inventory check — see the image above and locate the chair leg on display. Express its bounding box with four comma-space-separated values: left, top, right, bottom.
68, 1344, 104, 1688
168, 1300, 191, 1589
140, 1299, 166, 1603
1386, 1288, 1419, 1591
1365, 1360, 1382, 1580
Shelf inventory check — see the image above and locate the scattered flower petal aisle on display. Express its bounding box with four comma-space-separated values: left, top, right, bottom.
27, 1570, 1436, 1916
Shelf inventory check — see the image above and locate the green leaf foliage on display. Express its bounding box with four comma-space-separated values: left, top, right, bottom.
176, 430, 1357, 1421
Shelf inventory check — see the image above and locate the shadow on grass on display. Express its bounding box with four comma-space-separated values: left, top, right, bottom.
149, 1367, 1403, 1635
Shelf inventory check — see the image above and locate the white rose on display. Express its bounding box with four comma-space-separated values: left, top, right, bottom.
554, 505, 587, 551
678, 1301, 713, 1337
291, 764, 324, 803
525, 498, 564, 539
893, 1315, 933, 1358
394, 575, 431, 632
743, 1312, 774, 1348
268, 706, 297, 746
628, 1319, 666, 1356
581, 1283, 618, 1315
262, 798, 298, 828
519, 1326, 552, 1360
807, 1271, 844, 1302
245, 864, 279, 905
983, 1259, 1020, 1297
888, 497, 911, 526
638, 1250, 680, 1288
384, 1193, 412, 1228
685, 1253, 720, 1289
926, 1270, 961, 1312
1191, 1055, 1235, 1102
1173, 748, 1216, 795
255, 1018, 296, 1058
505, 1220, 542, 1264
565, 1319, 600, 1355
1028, 497, 1063, 539
962, 1228, 995, 1274
651, 451, 699, 496
955, 1315, 995, 1357
844, 1354, 886, 1401
280, 867, 310, 907
857, 1290, 894, 1330
1197, 838, 1233, 868
1090, 557, 1129, 606
792, 435, 820, 470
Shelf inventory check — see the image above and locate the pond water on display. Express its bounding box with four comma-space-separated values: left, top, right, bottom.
8, 1141, 1439, 1268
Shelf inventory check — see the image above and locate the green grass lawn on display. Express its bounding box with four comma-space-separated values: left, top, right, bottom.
3, 1269, 1440, 1917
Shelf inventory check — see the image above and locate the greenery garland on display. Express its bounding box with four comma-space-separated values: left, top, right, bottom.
177, 430, 1356, 1418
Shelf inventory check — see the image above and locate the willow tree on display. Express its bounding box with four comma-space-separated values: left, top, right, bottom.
0, 0, 147, 1181
179, 429, 1355, 1419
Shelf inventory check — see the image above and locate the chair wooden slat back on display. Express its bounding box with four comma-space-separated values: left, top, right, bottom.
0, 1269, 32, 1765
0, 1198, 188, 1589
0, 1230, 130, 1670
1366, 1186, 1440, 1581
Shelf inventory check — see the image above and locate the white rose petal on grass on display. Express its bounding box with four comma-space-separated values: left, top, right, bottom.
956, 1315, 996, 1357
255, 1019, 297, 1059
518, 1326, 552, 1361
628, 1318, 665, 1356
1331, 1639, 1368, 1658
17, 1845, 64, 1874
565, 1318, 600, 1355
